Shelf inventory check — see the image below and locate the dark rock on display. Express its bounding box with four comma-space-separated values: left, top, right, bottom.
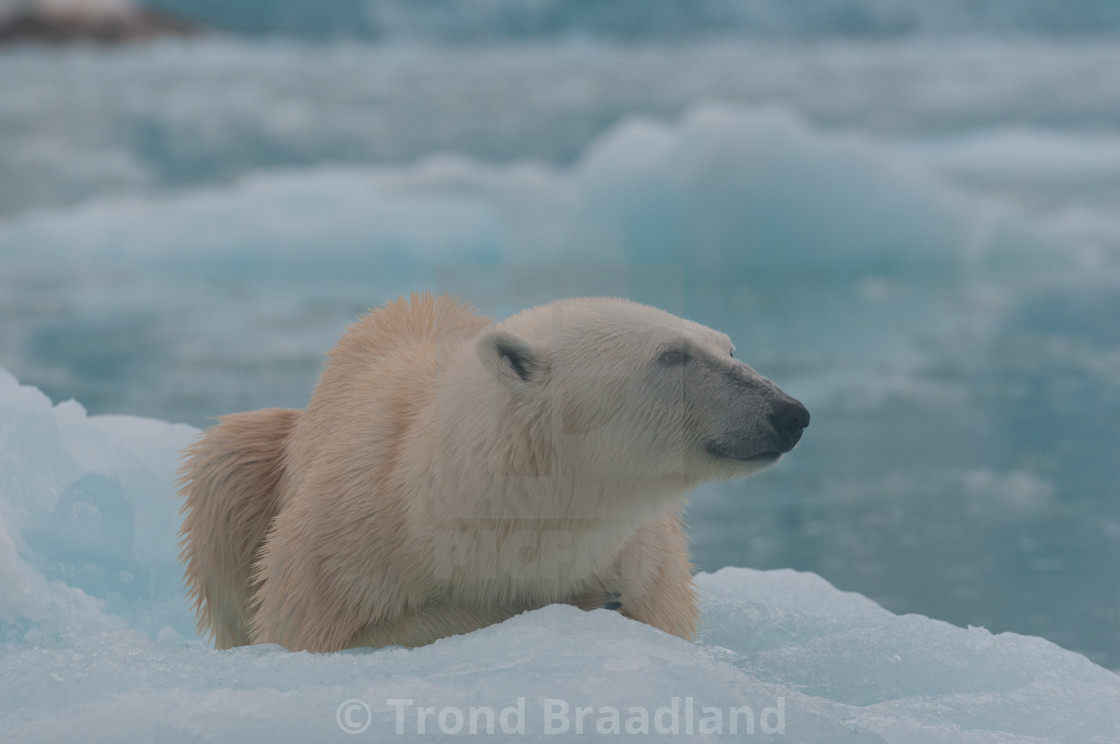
0, 3, 197, 44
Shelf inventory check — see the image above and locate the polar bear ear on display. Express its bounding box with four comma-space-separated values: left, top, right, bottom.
477, 329, 539, 383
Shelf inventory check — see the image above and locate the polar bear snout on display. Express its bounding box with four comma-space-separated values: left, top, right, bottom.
767, 395, 810, 453
703, 382, 809, 464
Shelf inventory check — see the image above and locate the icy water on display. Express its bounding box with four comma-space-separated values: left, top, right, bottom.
1, 34, 1118, 668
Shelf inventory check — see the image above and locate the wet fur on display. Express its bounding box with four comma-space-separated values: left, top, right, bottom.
178, 294, 774, 651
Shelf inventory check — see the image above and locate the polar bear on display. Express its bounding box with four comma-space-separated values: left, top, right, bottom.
178, 294, 808, 651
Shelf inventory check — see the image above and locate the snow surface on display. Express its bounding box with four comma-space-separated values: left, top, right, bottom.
1, 366, 1118, 743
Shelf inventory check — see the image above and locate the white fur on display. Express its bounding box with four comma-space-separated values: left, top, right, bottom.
179, 294, 790, 651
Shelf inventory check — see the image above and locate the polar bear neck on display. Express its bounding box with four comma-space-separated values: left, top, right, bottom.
397, 341, 691, 599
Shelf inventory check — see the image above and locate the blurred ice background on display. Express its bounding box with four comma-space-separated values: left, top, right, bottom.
0, 0, 1118, 684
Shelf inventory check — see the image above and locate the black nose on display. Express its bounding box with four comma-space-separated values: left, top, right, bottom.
768, 397, 810, 453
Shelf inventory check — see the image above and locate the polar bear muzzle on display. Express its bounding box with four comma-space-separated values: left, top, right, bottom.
702, 365, 809, 464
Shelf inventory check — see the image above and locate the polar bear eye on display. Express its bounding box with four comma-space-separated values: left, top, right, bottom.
659, 349, 686, 366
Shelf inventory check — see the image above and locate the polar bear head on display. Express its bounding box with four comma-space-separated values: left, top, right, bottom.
475, 298, 808, 494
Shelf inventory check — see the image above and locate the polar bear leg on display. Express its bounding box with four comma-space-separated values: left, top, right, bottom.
177, 408, 299, 648
611, 507, 699, 640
